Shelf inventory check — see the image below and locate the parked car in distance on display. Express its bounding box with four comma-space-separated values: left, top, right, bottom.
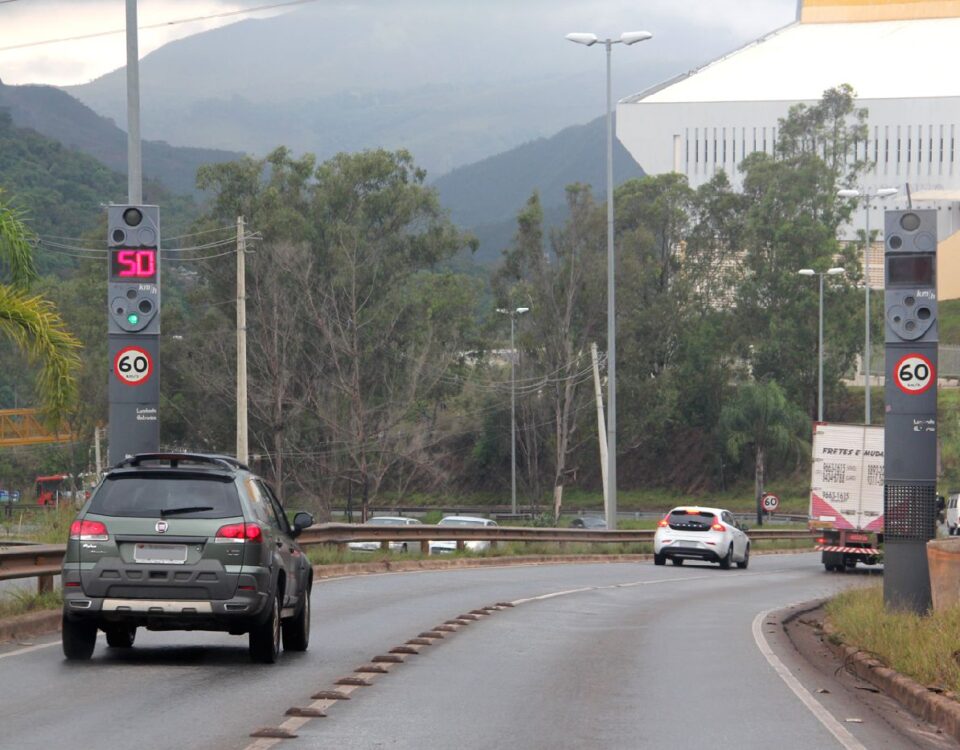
348, 516, 418, 552
653, 506, 750, 569
570, 515, 606, 529
429, 515, 498, 554
60, 453, 314, 664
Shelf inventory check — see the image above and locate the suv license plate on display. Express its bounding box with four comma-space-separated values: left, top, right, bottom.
134, 543, 188, 565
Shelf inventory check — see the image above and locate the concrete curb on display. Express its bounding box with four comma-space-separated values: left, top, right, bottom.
0, 609, 60, 643
820, 620, 960, 743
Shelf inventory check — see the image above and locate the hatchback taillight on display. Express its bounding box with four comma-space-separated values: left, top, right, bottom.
657, 516, 669, 528
69, 519, 109, 541
215, 522, 263, 542
711, 520, 726, 532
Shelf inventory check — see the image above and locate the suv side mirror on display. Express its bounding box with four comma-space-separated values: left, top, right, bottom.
291, 511, 314, 538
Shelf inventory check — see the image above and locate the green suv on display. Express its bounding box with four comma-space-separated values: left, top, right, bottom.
61, 453, 314, 663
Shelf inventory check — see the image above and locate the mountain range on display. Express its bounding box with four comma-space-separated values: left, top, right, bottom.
60, 2, 770, 178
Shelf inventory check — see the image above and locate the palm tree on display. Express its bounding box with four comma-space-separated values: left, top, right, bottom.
0, 191, 81, 421
720, 380, 809, 526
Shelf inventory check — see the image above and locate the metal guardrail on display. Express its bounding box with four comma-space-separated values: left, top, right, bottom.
0, 524, 817, 594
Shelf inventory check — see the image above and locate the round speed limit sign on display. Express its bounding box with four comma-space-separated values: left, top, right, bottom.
114, 346, 153, 386
761, 493, 780, 512
894, 353, 935, 395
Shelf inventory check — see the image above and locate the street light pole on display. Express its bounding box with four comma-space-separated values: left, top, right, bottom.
837, 187, 898, 424
497, 306, 529, 515
566, 29, 652, 531
799, 268, 845, 422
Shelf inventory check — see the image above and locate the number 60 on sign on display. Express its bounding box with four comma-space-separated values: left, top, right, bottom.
114, 346, 153, 386
893, 353, 935, 395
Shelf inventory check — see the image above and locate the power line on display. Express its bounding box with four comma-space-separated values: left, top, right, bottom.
0, 0, 323, 53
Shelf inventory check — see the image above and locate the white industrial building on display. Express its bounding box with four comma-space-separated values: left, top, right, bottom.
617, 0, 960, 299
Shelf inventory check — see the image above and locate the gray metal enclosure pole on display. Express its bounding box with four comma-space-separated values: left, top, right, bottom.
605, 40, 618, 531
125, 0, 142, 204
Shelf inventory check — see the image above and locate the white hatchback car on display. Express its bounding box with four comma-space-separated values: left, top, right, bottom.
653, 506, 750, 569
348, 516, 419, 552
429, 515, 498, 554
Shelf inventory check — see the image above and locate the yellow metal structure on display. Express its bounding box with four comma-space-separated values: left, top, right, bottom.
0, 409, 75, 447
802, 0, 960, 23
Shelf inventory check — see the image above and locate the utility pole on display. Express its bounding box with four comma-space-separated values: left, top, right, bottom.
236, 216, 248, 464
590, 343, 608, 513
94, 425, 103, 478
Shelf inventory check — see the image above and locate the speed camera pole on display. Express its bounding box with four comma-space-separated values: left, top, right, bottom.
883, 208, 938, 613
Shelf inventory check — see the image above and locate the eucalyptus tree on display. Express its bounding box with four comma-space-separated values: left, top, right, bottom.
494, 186, 606, 517
736, 85, 867, 412
302, 149, 480, 518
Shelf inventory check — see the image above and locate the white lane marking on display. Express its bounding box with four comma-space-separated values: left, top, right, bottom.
0, 640, 60, 660
509, 571, 772, 604
752, 609, 867, 750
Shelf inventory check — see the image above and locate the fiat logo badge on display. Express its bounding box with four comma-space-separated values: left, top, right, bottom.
155, 520, 169, 533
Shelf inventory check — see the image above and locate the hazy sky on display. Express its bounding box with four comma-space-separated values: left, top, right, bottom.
0, 0, 799, 87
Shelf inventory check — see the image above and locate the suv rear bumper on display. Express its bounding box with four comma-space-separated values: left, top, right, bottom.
62, 565, 274, 631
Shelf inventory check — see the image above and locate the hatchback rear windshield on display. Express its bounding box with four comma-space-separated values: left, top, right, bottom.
88, 473, 241, 518
667, 511, 716, 531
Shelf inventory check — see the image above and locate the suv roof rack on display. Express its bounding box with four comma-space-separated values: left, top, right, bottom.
113, 453, 247, 471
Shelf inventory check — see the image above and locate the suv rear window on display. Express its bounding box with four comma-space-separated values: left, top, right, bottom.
668, 510, 716, 531
88, 474, 241, 518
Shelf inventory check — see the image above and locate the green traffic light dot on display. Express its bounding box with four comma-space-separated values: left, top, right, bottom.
127, 313, 139, 325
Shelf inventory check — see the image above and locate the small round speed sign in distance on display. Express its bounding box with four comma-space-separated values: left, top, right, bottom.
761, 493, 780, 513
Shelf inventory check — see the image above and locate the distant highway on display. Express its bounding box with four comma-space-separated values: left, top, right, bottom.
0, 554, 944, 750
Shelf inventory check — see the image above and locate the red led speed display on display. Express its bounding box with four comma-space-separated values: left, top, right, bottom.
110, 249, 157, 282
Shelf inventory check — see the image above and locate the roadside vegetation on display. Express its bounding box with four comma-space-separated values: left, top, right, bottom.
826, 586, 960, 694
0, 588, 61, 619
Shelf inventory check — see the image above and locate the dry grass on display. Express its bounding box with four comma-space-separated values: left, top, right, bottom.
826, 585, 960, 692
0, 588, 61, 619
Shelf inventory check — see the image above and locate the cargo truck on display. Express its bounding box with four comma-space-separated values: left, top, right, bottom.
809, 422, 884, 572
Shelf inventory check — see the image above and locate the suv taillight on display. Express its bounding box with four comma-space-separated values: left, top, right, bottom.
711, 519, 726, 532
215, 522, 263, 542
69, 519, 109, 541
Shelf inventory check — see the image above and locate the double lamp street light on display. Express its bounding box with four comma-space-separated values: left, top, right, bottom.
497, 306, 529, 516
566, 29, 653, 530
836, 186, 898, 424
798, 267, 845, 422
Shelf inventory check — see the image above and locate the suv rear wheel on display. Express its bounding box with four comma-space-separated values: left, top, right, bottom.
249, 590, 281, 663
62, 615, 97, 660
105, 625, 136, 648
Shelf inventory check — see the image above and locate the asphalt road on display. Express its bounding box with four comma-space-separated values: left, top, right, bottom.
0, 553, 940, 750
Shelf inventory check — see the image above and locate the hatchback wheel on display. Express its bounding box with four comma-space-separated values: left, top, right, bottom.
719, 545, 733, 569
671, 558, 684, 566
105, 625, 136, 648
62, 614, 96, 660
736, 545, 750, 570
250, 591, 281, 663
653, 552, 666, 566
282, 583, 311, 652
